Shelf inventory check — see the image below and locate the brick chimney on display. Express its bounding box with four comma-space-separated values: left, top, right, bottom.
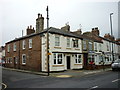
91, 27, 99, 36
36, 13, 44, 33
61, 23, 70, 32
104, 33, 115, 41
26, 25, 35, 35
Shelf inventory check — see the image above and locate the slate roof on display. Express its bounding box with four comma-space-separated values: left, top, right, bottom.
6, 27, 83, 44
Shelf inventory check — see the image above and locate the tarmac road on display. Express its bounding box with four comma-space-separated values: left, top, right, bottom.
2, 69, 120, 89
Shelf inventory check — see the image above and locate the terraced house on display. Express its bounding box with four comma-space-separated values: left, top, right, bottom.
5, 14, 84, 72
5, 13, 120, 72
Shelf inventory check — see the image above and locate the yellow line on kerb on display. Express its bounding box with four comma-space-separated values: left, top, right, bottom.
1, 83, 7, 89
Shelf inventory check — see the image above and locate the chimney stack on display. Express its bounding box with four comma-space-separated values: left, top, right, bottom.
91, 27, 99, 36
26, 25, 35, 35
61, 23, 70, 32
104, 33, 115, 41
36, 13, 44, 33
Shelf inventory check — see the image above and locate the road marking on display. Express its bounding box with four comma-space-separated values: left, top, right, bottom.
87, 85, 98, 90
91, 85, 98, 89
112, 79, 120, 82
1, 83, 7, 89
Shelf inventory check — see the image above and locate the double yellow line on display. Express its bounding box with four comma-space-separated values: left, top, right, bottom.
1, 83, 7, 89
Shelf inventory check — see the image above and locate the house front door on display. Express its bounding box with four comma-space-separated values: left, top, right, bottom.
66, 56, 71, 69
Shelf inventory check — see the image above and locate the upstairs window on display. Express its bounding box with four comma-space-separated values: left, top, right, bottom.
67, 37, 70, 47
13, 43, 16, 51
55, 36, 60, 46
83, 40, 87, 50
88, 41, 93, 51
107, 43, 109, 51
94, 43, 97, 51
7, 44, 10, 52
22, 40, 26, 49
99, 43, 102, 51
29, 39, 32, 48
73, 39, 79, 48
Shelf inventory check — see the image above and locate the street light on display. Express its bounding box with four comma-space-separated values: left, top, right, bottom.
46, 6, 50, 76
110, 13, 114, 62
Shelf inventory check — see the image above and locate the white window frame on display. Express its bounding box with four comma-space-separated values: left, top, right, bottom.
7, 44, 10, 52
22, 54, 26, 64
53, 53, 63, 65
83, 40, 87, 50
29, 39, 32, 48
67, 37, 70, 47
73, 39, 79, 48
22, 40, 26, 49
94, 42, 97, 51
75, 54, 82, 64
88, 41, 92, 51
55, 35, 60, 46
13, 43, 16, 51
99, 43, 102, 51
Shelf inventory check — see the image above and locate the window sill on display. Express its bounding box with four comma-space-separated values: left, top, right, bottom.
22, 63, 26, 65
52, 65, 64, 67
75, 48, 80, 50
54, 47, 61, 49
66, 47, 71, 49
74, 63, 82, 65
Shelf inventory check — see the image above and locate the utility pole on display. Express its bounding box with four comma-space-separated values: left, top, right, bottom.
110, 13, 114, 62
46, 6, 50, 76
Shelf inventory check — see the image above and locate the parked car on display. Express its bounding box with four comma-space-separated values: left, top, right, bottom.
0, 59, 5, 67
111, 59, 120, 71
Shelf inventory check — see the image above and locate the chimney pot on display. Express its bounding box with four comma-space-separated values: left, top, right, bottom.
38, 13, 40, 18
30, 25, 32, 29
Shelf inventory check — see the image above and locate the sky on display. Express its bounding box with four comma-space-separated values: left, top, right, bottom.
0, 0, 119, 46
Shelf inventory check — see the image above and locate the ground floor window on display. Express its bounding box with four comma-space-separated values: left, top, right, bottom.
6, 57, 12, 64
88, 55, 94, 64
53, 53, 63, 64
75, 54, 82, 64
22, 54, 26, 64
14, 57, 18, 64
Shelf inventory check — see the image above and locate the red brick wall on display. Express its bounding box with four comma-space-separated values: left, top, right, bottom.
5, 35, 42, 72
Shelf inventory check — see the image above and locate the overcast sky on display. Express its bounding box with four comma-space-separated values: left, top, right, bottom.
0, 0, 119, 46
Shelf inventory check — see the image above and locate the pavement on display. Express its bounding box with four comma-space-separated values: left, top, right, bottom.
2, 67, 112, 78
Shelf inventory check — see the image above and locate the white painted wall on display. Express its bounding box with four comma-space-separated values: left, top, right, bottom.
41, 33, 83, 72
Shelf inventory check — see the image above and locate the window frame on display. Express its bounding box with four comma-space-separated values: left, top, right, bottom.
73, 39, 79, 48
83, 40, 87, 50
22, 40, 26, 50
22, 54, 26, 64
75, 54, 82, 64
55, 35, 60, 47
13, 43, 17, 51
67, 37, 70, 48
29, 39, 32, 48
53, 53, 63, 65
7, 44, 10, 52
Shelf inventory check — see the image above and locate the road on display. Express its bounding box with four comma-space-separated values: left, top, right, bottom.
2, 69, 120, 89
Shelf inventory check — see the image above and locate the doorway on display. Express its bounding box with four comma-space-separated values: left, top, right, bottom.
83, 53, 88, 69
66, 56, 71, 69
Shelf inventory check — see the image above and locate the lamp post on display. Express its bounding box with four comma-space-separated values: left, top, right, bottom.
46, 6, 50, 76
110, 13, 114, 62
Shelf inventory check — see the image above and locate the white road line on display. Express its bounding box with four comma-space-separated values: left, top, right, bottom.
87, 85, 99, 90
1, 83, 7, 89
91, 85, 98, 89
112, 79, 120, 82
